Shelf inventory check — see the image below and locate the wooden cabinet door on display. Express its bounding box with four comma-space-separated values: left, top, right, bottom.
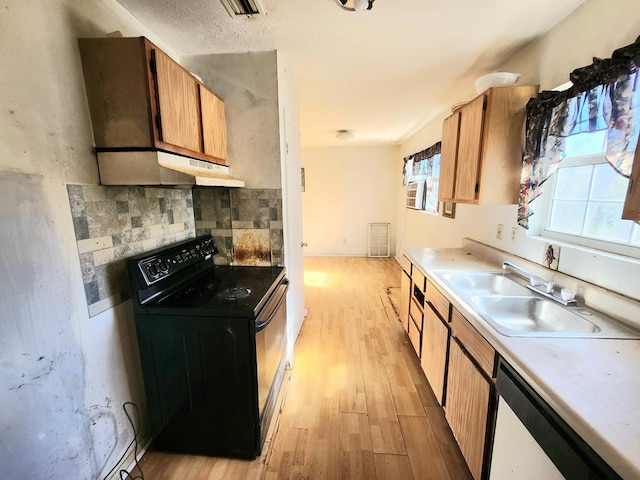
455, 95, 485, 203
400, 270, 411, 333
78, 37, 155, 149
408, 314, 422, 358
440, 112, 460, 201
446, 339, 491, 480
200, 85, 228, 164
420, 306, 449, 405
622, 145, 640, 221
152, 47, 202, 153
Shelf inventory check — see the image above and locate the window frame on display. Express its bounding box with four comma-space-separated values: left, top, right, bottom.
532, 153, 640, 258
404, 153, 440, 215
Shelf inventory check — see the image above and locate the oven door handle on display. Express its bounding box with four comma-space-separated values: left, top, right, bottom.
255, 280, 289, 332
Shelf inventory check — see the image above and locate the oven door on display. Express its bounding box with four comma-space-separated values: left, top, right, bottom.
255, 278, 288, 427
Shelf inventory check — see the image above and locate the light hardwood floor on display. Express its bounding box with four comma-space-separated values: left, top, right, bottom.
138, 257, 472, 479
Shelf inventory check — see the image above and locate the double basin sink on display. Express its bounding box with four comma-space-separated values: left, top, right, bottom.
434, 271, 640, 338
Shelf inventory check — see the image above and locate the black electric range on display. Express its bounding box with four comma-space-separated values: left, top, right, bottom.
128, 235, 288, 459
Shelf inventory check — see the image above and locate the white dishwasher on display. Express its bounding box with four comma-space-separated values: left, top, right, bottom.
490, 397, 564, 479
490, 359, 621, 480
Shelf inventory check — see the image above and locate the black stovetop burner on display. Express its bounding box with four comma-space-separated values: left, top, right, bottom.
150, 265, 285, 316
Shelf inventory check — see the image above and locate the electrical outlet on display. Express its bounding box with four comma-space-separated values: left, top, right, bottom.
343, 238, 347, 244
511, 227, 518, 240
496, 224, 504, 240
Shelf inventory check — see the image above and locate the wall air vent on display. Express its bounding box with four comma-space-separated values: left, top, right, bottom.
220, 0, 266, 17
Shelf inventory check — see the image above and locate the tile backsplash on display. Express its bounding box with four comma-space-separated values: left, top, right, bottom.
193, 187, 283, 266
67, 185, 283, 317
67, 185, 195, 317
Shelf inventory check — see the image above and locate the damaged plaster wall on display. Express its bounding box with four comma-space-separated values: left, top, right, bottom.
184, 51, 286, 266
0, 0, 179, 477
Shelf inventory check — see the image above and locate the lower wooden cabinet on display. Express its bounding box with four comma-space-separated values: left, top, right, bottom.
420, 305, 449, 404
400, 270, 411, 332
408, 314, 422, 358
400, 255, 499, 480
446, 339, 494, 480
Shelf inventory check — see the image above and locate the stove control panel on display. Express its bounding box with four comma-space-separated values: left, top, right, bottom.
138, 236, 218, 285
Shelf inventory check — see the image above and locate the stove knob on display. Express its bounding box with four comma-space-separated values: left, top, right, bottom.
148, 264, 159, 276
158, 259, 169, 272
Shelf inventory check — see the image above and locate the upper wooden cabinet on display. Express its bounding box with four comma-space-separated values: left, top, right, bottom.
439, 85, 539, 204
78, 37, 228, 166
622, 144, 640, 221
200, 85, 228, 160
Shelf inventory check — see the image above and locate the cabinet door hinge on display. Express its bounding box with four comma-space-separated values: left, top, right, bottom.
155, 115, 162, 134
475, 183, 479, 194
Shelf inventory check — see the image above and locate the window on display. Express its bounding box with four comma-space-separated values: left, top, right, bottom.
533, 130, 640, 256
518, 37, 640, 233
403, 143, 441, 214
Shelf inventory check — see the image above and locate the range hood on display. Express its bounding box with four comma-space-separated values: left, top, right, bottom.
96, 151, 245, 187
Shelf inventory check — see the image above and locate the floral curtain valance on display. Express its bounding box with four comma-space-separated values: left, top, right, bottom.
402, 142, 441, 186
518, 35, 640, 228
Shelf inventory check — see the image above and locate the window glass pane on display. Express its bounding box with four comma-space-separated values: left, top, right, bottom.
549, 200, 587, 234
423, 155, 440, 214
590, 164, 629, 201
583, 202, 632, 242
563, 130, 607, 156
554, 165, 593, 200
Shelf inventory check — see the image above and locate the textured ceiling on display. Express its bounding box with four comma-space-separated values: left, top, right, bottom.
115, 0, 588, 147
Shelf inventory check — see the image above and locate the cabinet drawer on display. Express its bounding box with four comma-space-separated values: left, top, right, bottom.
412, 267, 426, 293
427, 280, 450, 321
408, 315, 422, 358
451, 307, 496, 378
401, 255, 412, 275
409, 298, 423, 331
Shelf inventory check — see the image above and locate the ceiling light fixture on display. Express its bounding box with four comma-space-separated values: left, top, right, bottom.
336, 129, 355, 140
336, 0, 374, 11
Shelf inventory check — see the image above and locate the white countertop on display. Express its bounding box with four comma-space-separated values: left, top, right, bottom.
404, 246, 640, 480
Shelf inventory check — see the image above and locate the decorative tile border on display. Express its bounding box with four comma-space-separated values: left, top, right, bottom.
67, 185, 195, 317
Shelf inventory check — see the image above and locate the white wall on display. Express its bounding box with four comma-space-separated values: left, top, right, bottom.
0, 1, 177, 477
396, 0, 640, 301
276, 52, 307, 352
302, 145, 400, 256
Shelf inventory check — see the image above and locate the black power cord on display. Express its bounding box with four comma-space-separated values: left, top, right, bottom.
102, 402, 145, 480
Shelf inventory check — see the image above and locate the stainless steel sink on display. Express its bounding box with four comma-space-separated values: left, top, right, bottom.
436, 272, 531, 296
469, 295, 640, 338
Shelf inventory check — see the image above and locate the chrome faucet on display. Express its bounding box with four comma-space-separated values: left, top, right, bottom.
502, 261, 576, 305
502, 261, 555, 294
